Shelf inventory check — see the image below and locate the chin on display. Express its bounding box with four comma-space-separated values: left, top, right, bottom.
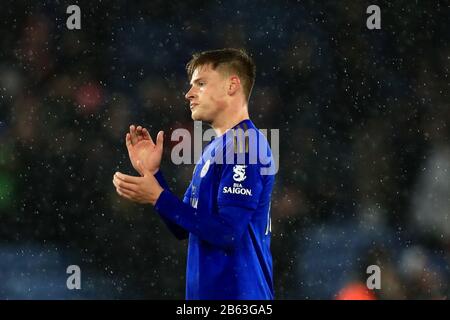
191, 110, 204, 121
191, 112, 200, 121
191, 109, 213, 123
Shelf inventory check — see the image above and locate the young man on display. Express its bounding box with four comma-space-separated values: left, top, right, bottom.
112, 48, 276, 299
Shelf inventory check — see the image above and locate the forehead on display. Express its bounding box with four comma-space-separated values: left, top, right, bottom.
190, 64, 223, 83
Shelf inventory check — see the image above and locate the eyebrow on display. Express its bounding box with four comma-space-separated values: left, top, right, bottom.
190, 77, 206, 86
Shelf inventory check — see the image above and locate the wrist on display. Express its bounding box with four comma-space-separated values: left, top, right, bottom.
151, 186, 164, 206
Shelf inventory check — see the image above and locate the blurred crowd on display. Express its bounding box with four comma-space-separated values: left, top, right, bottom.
0, 1, 448, 299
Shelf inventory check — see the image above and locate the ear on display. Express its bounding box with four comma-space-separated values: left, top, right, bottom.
227, 76, 241, 96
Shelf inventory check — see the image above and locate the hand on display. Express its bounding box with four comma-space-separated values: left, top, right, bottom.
113, 160, 164, 205
126, 125, 164, 176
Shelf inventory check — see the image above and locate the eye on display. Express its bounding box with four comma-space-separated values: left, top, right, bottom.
198, 81, 205, 87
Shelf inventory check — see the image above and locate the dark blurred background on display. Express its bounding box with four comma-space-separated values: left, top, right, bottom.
0, 0, 448, 299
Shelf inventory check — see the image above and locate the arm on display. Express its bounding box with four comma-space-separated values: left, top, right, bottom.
154, 162, 263, 250
114, 143, 266, 250
154, 170, 189, 240
155, 190, 254, 250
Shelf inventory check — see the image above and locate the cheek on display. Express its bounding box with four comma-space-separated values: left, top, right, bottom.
212, 91, 228, 109
209, 86, 227, 104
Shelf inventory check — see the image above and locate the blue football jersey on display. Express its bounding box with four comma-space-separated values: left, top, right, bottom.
155, 119, 276, 300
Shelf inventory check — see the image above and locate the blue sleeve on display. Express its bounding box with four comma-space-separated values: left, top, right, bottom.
154, 163, 263, 250
155, 190, 254, 250
154, 170, 189, 240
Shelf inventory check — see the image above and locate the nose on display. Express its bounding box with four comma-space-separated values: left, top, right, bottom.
185, 86, 196, 101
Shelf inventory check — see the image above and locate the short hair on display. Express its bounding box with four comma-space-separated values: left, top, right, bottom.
186, 48, 256, 101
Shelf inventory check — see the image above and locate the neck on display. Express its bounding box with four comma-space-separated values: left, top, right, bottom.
211, 104, 250, 136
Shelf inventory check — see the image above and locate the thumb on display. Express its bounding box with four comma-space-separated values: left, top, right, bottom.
156, 131, 164, 149
136, 160, 150, 176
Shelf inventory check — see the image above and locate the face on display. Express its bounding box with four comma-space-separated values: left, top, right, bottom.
184, 64, 228, 123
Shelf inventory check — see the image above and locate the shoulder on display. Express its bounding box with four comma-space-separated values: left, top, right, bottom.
219, 122, 272, 162
212, 122, 276, 182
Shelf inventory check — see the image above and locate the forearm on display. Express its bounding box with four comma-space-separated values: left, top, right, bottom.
155, 190, 251, 250
153, 170, 189, 240
154, 170, 170, 191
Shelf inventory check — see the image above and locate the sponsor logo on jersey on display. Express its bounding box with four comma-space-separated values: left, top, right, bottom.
232, 165, 247, 182
222, 183, 252, 196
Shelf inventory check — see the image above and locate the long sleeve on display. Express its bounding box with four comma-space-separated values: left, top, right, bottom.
154, 189, 254, 251
154, 170, 189, 240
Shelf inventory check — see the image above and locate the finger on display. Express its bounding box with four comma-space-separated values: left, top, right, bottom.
142, 128, 151, 140
117, 186, 135, 197
114, 171, 141, 184
136, 126, 144, 142
142, 127, 156, 145
130, 125, 138, 145
156, 131, 164, 149
125, 133, 132, 149
116, 187, 135, 200
113, 176, 137, 192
